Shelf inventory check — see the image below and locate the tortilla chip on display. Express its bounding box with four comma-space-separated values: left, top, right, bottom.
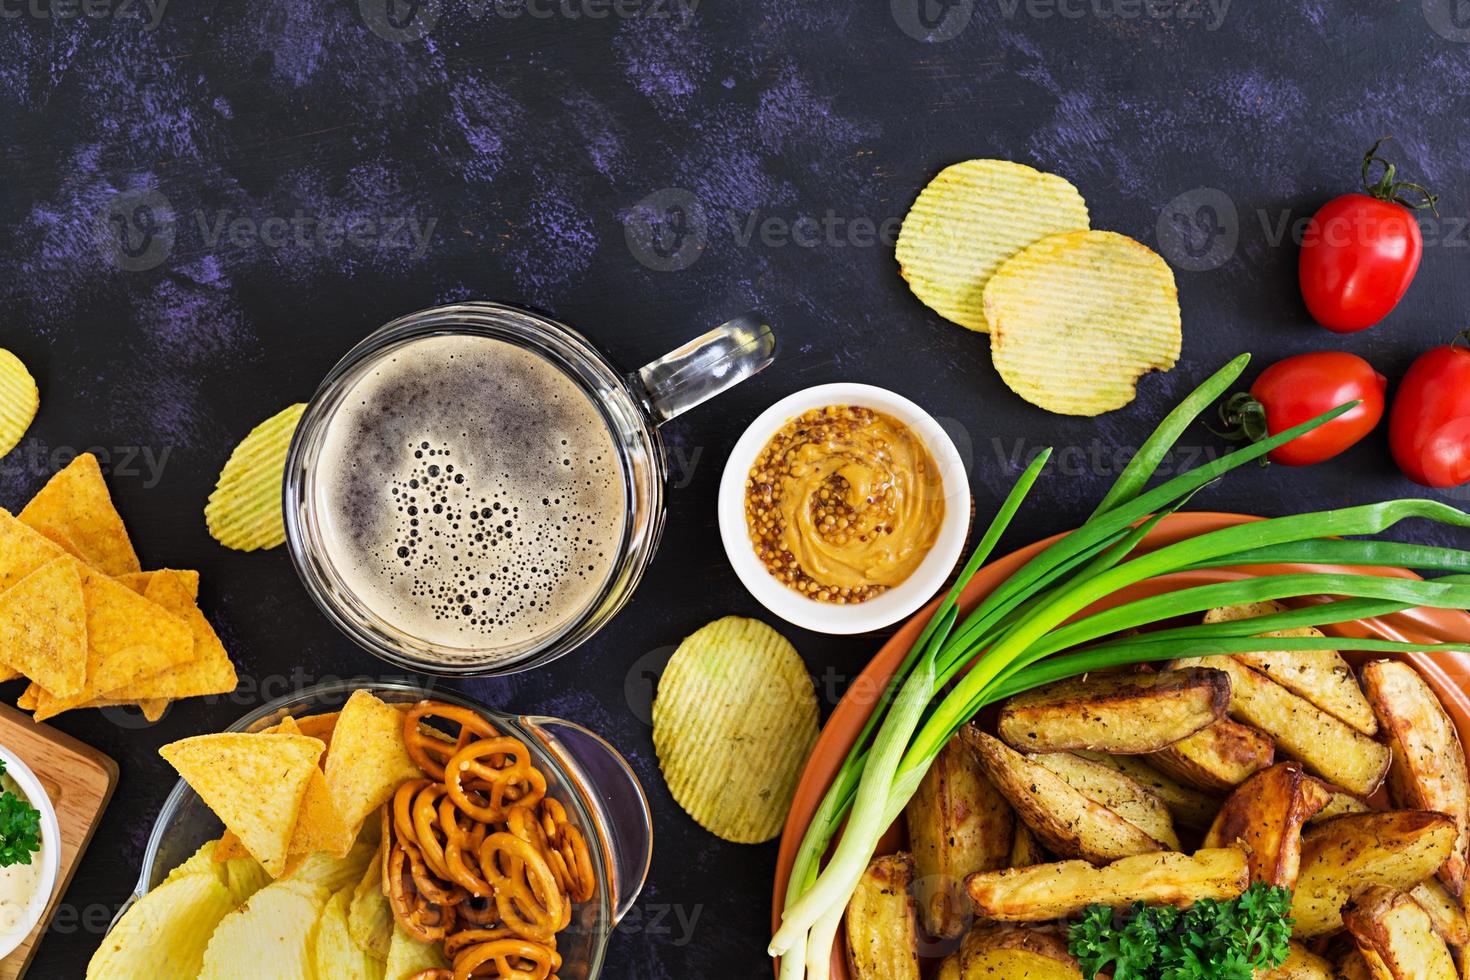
0, 666, 21, 684
214, 833, 252, 862
275, 717, 352, 858
117, 569, 200, 600
19, 453, 141, 576
29, 564, 194, 721
98, 569, 235, 703
265, 711, 338, 748
324, 691, 422, 834
160, 732, 322, 877
0, 557, 86, 697
0, 509, 67, 591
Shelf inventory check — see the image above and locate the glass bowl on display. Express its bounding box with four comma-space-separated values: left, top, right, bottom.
117, 681, 652, 980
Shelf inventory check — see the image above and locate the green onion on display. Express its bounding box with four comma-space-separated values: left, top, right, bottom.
769, 355, 1470, 979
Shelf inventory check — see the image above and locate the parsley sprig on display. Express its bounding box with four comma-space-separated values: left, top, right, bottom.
0, 761, 42, 868
1068, 883, 1294, 980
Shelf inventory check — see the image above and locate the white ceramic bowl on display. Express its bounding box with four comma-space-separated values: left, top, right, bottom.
0, 747, 60, 959
718, 383, 972, 634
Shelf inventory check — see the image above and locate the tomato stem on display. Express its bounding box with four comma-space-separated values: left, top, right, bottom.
1210, 393, 1272, 466
1361, 136, 1440, 217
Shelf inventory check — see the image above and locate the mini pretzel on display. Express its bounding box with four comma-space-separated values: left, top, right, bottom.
479, 832, 568, 943
451, 937, 561, 980
441, 795, 493, 897
386, 840, 458, 942
446, 738, 546, 823
404, 701, 501, 779
539, 799, 595, 904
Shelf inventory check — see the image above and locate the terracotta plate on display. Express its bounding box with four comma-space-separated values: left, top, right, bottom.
770, 511, 1470, 977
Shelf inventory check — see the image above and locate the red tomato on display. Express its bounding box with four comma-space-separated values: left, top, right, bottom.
1389, 340, 1470, 488
1298, 139, 1437, 333
1223, 352, 1386, 466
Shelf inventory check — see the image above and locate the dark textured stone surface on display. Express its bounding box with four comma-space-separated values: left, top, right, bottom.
3, 1, 1470, 976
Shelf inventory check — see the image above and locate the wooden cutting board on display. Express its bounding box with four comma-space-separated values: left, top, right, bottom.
0, 704, 117, 979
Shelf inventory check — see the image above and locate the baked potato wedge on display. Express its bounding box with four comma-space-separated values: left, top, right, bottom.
1203, 600, 1377, 735
964, 730, 1165, 864
1008, 824, 1045, 868
1343, 885, 1458, 980
1201, 762, 1330, 888
1031, 752, 1179, 850
996, 668, 1228, 754
905, 735, 1013, 938
1146, 717, 1275, 792
1408, 877, 1470, 947
844, 853, 921, 980
1074, 750, 1218, 830
1337, 949, 1388, 980
1171, 654, 1390, 796
957, 925, 1081, 978
1307, 784, 1372, 824
1258, 941, 1333, 979
964, 847, 1248, 921
1292, 810, 1458, 937
1362, 659, 1470, 897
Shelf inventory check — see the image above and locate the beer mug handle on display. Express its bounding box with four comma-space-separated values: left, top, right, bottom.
633, 311, 776, 425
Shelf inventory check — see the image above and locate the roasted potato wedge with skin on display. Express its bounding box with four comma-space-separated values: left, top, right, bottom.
965, 847, 1248, 921
1338, 949, 1389, 980
1258, 942, 1334, 979
1409, 877, 1470, 947
1074, 750, 1218, 830
1201, 762, 1330, 888
1307, 784, 1372, 824
905, 735, 1013, 939
1292, 810, 1458, 937
964, 730, 1165, 864
1146, 717, 1275, 792
1171, 654, 1390, 796
1203, 601, 1378, 735
958, 925, 1082, 978
996, 668, 1228, 754
1344, 885, 1458, 980
1008, 824, 1045, 868
1031, 752, 1180, 850
845, 854, 921, 980
1363, 659, 1470, 898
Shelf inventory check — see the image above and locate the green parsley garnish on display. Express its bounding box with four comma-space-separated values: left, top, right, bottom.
1068, 883, 1294, 980
0, 760, 42, 868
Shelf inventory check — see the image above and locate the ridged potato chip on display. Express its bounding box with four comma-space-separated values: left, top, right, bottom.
653, 616, 818, 844
160, 732, 323, 877
385, 922, 450, 977
0, 349, 37, 460
205, 403, 306, 551
348, 845, 392, 959
314, 886, 386, 980
198, 879, 330, 980
284, 837, 376, 895
86, 872, 237, 979
985, 230, 1181, 416
897, 160, 1090, 333
20, 452, 141, 575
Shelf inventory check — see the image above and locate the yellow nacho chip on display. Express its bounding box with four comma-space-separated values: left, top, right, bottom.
324, 691, 421, 835
275, 716, 352, 859
160, 732, 323, 877
985, 229, 1182, 416
205, 403, 306, 552
0, 350, 37, 460
100, 569, 235, 703
896, 160, 1091, 333
20, 452, 141, 576
28, 563, 194, 721
0, 508, 67, 591
0, 556, 86, 697
117, 568, 200, 600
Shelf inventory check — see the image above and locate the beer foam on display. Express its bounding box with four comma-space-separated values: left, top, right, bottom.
315, 334, 626, 653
